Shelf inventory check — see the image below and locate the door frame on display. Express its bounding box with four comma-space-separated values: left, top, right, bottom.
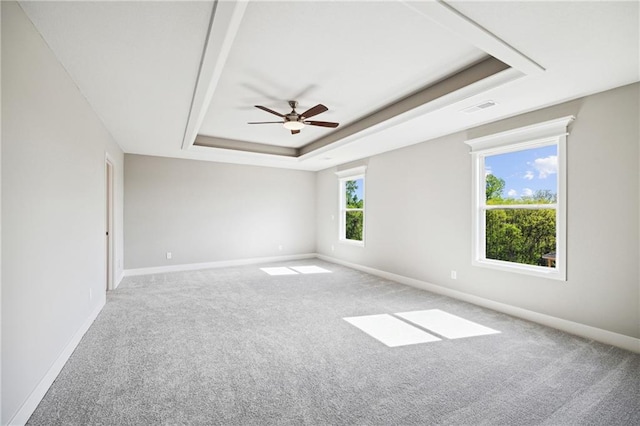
105, 154, 115, 291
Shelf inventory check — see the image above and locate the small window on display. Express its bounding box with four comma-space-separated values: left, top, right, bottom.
336, 166, 366, 245
466, 116, 573, 280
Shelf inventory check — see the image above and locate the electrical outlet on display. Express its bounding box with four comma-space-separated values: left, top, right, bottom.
278, 245, 283, 251
166, 252, 172, 260
450, 270, 457, 280
89, 289, 93, 301
331, 245, 335, 251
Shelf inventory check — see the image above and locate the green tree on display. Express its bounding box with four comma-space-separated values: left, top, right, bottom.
345, 180, 363, 240
345, 180, 363, 208
533, 189, 556, 204
486, 174, 505, 203
485, 175, 556, 267
486, 209, 524, 262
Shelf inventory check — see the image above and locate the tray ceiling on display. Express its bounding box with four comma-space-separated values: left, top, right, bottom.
197, 1, 486, 148
18, 1, 639, 171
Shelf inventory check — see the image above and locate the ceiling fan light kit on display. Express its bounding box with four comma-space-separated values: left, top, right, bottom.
283, 120, 305, 131
249, 100, 339, 135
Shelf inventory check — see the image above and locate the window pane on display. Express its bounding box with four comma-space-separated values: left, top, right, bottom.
345, 210, 363, 241
486, 209, 556, 267
485, 145, 557, 204
345, 178, 364, 209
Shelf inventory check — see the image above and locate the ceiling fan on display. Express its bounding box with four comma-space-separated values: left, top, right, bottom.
248, 100, 339, 135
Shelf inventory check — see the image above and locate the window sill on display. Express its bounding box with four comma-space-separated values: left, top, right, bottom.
339, 239, 365, 248
472, 259, 566, 281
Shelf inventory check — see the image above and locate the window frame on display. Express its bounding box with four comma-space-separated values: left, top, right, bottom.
465, 116, 574, 281
336, 166, 367, 247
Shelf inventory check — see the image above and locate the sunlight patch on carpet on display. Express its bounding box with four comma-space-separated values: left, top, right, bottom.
261, 265, 332, 275
260, 267, 299, 276
344, 314, 441, 347
290, 265, 332, 274
396, 309, 500, 339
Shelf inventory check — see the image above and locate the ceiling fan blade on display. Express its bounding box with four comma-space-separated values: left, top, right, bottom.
304, 120, 339, 128
291, 130, 300, 135
247, 121, 283, 124
255, 105, 285, 117
299, 104, 328, 119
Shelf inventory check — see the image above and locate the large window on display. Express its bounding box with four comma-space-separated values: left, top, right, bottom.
336, 166, 366, 245
466, 116, 573, 280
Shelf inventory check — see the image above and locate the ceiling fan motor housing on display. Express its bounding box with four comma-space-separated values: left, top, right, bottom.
285, 113, 300, 122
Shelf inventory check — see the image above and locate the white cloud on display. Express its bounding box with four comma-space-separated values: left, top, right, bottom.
507, 189, 517, 197
531, 155, 558, 179
522, 188, 533, 197
484, 166, 492, 177
523, 170, 534, 180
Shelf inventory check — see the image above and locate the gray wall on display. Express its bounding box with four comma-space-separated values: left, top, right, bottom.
1, 0, 636, 419
1, 2, 125, 424
124, 155, 316, 269
317, 83, 639, 339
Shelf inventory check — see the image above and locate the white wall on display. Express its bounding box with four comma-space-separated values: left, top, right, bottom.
1, 2, 124, 424
317, 82, 640, 339
124, 154, 316, 270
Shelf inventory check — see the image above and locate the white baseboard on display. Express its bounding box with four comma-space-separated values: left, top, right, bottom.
317, 254, 640, 354
114, 270, 124, 289
123, 253, 317, 277
9, 300, 105, 426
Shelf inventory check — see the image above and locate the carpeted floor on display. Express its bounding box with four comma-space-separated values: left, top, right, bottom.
27, 260, 640, 425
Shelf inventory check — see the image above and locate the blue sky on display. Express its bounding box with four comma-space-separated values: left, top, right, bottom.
354, 178, 364, 200
347, 178, 365, 201
485, 145, 557, 199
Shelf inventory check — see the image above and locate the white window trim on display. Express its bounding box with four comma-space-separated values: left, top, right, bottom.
336, 166, 367, 247
465, 116, 574, 281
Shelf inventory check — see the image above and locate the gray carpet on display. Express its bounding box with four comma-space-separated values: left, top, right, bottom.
27, 260, 640, 425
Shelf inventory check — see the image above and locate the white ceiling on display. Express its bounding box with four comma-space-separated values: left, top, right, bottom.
198, 1, 485, 148
18, 1, 640, 171
19, 0, 214, 155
